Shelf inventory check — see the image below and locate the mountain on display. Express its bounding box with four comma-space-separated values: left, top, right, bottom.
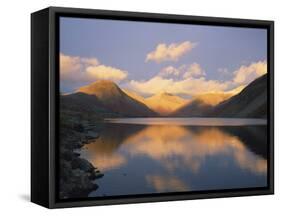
60, 92, 117, 118
123, 90, 189, 115
194, 93, 233, 106
172, 74, 267, 118
171, 92, 233, 117
210, 74, 267, 118
61, 74, 267, 118
145, 92, 189, 115
76, 80, 156, 117
123, 89, 146, 104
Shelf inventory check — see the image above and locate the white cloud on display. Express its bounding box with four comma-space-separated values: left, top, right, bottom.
61, 52, 267, 97
129, 61, 226, 96
60, 53, 100, 81
233, 60, 267, 85
158, 66, 180, 77
129, 76, 228, 96
60, 53, 127, 83
86, 65, 128, 82
129, 76, 173, 95
81, 57, 100, 66
171, 78, 229, 95
182, 63, 206, 79
60, 54, 82, 80
128, 60, 267, 96
146, 41, 196, 63
158, 62, 205, 79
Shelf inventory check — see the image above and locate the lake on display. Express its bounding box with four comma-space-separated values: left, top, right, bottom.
80, 118, 268, 197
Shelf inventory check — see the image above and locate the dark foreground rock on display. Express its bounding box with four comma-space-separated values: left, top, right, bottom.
59, 110, 104, 199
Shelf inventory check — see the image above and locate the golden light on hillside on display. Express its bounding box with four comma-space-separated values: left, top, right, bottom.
123, 90, 190, 115
145, 93, 189, 115
194, 93, 232, 106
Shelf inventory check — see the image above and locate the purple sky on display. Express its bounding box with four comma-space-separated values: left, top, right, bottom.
60, 17, 267, 96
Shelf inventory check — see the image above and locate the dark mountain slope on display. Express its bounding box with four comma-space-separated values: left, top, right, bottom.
76, 80, 156, 117
171, 93, 232, 117
60, 92, 116, 117
171, 74, 267, 118
171, 99, 213, 117
210, 74, 267, 118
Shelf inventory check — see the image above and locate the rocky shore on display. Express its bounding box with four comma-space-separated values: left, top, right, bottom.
59, 110, 104, 199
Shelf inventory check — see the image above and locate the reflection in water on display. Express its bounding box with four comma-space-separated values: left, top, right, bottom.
80, 119, 267, 197
146, 175, 189, 192
123, 126, 267, 174
92, 154, 126, 171
106, 117, 267, 126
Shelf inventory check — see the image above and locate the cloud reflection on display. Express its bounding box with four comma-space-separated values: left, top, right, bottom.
122, 126, 267, 174
81, 124, 267, 182
146, 175, 189, 192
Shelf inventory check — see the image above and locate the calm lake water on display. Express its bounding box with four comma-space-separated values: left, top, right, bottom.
80, 118, 268, 197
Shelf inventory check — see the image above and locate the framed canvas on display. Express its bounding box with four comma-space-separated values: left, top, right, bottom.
31, 7, 274, 208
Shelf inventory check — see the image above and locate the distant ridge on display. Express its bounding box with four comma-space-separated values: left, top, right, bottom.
67, 80, 156, 117
123, 90, 189, 115
145, 92, 189, 115
171, 92, 233, 117
61, 74, 267, 119
209, 74, 267, 118
172, 74, 267, 118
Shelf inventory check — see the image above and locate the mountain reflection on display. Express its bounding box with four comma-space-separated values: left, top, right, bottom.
123, 126, 267, 174
81, 122, 267, 195
146, 175, 189, 192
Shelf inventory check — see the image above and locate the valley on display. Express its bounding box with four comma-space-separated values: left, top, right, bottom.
61, 74, 267, 119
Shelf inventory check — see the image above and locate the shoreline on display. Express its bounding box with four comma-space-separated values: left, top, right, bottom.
59, 111, 104, 199
104, 117, 267, 126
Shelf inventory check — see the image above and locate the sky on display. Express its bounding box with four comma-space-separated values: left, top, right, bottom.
60, 17, 267, 97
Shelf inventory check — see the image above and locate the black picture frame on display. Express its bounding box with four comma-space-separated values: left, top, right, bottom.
31, 6, 274, 209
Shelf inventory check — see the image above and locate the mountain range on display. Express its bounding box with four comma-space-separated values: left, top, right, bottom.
171, 93, 233, 117
124, 90, 189, 115
62, 80, 156, 117
61, 74, 267, 118
208, 73, 267, 118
